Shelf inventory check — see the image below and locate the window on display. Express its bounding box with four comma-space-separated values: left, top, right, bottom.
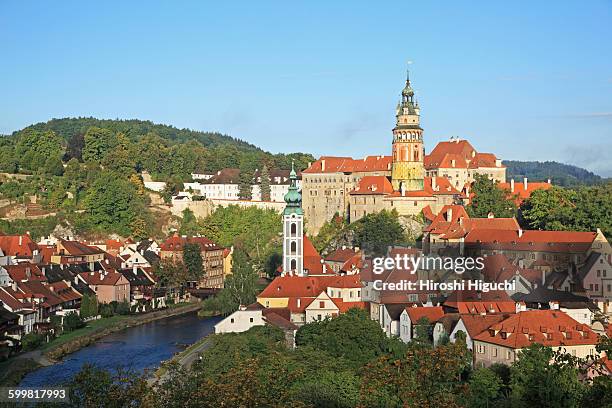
290, 241, 297, 253
290, 223, 297, 235
595, 284, 599, 291
291, 259, 297, 270
597, 270, 601, 277
319, 301, 325, 308
492, 347, 497, 357
507, 350, 512, 360
249, 317, 253, 323
230, 318, 234, 323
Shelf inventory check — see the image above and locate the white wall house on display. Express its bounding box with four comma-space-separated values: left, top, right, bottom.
214, 306, 266, 334
305, 292, 339, 323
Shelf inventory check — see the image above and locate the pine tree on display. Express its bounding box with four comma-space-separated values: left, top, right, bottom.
238, 166, 253, 200
260, 164, 271, 201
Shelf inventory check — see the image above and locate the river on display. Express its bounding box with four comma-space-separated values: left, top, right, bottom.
20, 312, 222, 387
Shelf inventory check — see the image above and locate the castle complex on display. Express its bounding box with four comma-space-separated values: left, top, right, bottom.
302, 71, 507, 234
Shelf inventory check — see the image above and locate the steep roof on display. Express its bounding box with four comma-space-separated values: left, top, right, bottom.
424, 139, 503, 171
4, 264, 46, 282
473, 310, 598, 348
405, 306, 445, 323
459, 314, 508, 338
325, 247, 360, 263
78, 271, 126, 286
303, 236, 333, 275
350, 176, 394, 195
444, 289, 514, 311
0, 234, 39, 257
59, 239, 103, 256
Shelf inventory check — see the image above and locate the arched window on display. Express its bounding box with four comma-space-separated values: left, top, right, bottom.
290, 241, 297, 253
290, 223, 297, 235
291, 259, 297, 270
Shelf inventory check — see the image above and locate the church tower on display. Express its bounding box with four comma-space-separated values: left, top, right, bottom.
282, 162, 304, 276
391, 70, 425, 191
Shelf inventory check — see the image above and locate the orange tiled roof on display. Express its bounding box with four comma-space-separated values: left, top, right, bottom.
473, 310, 598, 348
350, 176, 394, 195
78, 271, 125, 286
405, 306, 445, 323
459, 314, 508, 338
498, 180, 553, 205
0, 234, 39, 257
4, 264, 47, 282
303, 156, 392, 174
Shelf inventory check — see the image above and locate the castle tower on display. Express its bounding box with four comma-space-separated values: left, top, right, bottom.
282, 162, 304, 276
391, 70, 425, 191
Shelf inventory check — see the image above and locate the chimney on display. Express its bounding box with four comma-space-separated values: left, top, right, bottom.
549, 301, 559, 310
518, 229, 523, 238
297, 298, 301, 308
307, 162, 311, 168
11, 281, 17, 291
515, 302, 526, 313
510, 178, 515, 193
451, 159, 456, 167
547, 178, 551, 184
446, 208, 453, 222
18, 235, 22, 246
487, 212, 494, 219
401, 182, 406, 197
432, 177, 437, 191
523, 177, 528, 190
459, 217, 464, 227
321, 159, 326, 172
542, 269, 546, 287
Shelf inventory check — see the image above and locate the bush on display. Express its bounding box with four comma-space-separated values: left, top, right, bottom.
21, 333, 45, 351
115, 300, 131, 315
63, 311, 86, 332
100, 303, 115, 318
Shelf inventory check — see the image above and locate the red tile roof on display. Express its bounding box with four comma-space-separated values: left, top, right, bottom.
405, 306, 445, 323
59, 239, 103, 256
445, 289, 513, 310
423, 139, 503, 170
159, 235, 222, 252
473, 310, 599, 348
78, 271, 126, 286
350, 176, 395, 195
0, 234, 39, 257
325, 248, 360, 263
303, 156, 392, 174
459, 314, 508, 338
303, 236, 334, 275
482, 254, 543, 286
4, 264, 47, 282
332, 299, 367, 313
465, 229, 597, 253
498, 180, 553, 205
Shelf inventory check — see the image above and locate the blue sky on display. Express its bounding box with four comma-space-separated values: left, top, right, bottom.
1, 1, 611, 175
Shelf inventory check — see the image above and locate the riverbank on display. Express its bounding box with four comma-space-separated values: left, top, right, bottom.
0, 302, 202, 386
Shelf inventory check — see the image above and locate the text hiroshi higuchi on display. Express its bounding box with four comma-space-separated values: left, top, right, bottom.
372, 279, 516, 293
372, 254, 485, 275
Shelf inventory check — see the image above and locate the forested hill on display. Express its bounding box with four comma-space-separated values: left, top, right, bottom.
13, 117, 260, 152
1, 117, 315, 178
503, 160, 604, 186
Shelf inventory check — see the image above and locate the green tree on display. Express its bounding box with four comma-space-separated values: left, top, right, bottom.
82, 171, 144, 235
43, 155, 64, 176
467, 173, 516, 218
82, 127, 118, 163
509, 344, 584, 407
311, 213, 347, 252
351, 209, 405, 256
296, 308, 404, 368
238, 164, 254, 200
14, 129, 64, 173
183, 242, 204, 282
259, 164, 271, 201
161, 176, 184, 203
179, 208, 199, 236
468, 368, 503, 408
63, 311, 85, 331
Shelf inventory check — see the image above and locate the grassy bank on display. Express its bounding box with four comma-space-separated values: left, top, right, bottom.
0, 358, 41, 387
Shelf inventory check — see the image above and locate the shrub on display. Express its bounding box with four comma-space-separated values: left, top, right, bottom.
63, 311, 86, 332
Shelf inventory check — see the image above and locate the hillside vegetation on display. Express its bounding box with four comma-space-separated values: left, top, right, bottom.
504, 160, 604, 186
0, 117, 314, 239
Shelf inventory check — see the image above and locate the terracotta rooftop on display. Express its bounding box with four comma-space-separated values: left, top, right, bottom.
405, 306, 445, 323
303, 156, 392, 174
473, 310, 599, 348
0, 234, 39, 257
